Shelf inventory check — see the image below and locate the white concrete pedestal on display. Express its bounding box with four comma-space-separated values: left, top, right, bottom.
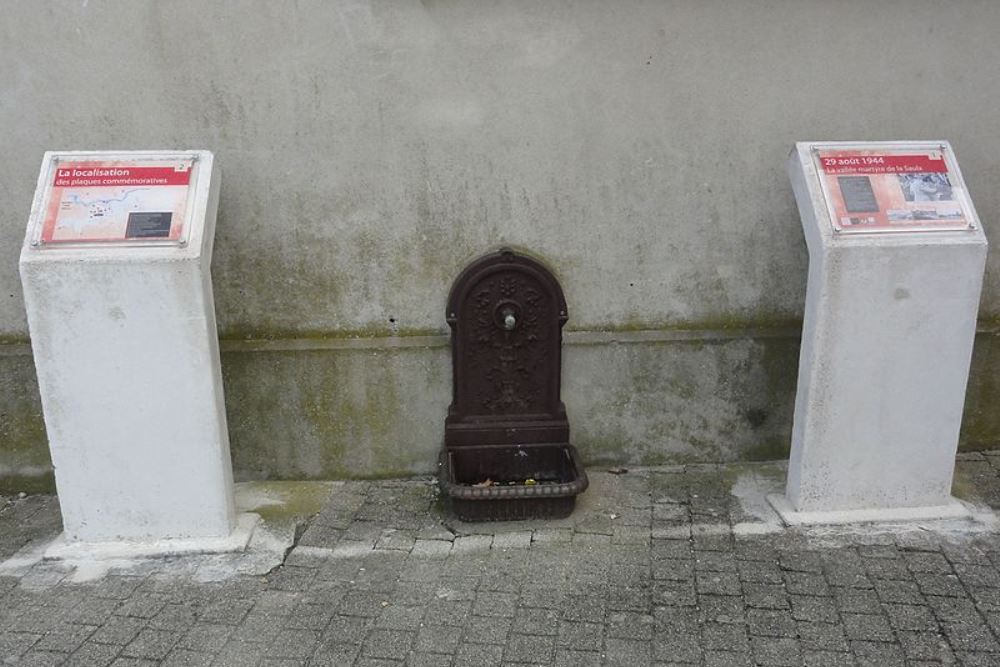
772, 142, 988, 526
19, 150, 244, 553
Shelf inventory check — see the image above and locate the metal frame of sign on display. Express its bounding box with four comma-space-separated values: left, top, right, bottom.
29, 152, 203, 249
810, 142, 977, 235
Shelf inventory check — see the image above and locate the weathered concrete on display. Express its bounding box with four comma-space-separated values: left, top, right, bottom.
778, 142, 987, 520
3, 2, 1000, 484
19, 152, 238, 545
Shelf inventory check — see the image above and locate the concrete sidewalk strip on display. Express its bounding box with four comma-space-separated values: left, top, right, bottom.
2, 459, 1000, 665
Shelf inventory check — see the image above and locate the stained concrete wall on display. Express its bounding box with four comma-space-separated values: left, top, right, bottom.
3, 1, 1000, 489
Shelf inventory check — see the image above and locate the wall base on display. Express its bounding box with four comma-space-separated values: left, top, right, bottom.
42, 512, 259, 561
766, 494, 971, 527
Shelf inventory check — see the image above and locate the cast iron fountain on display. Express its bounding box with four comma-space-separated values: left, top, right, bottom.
438, 248, 588, 521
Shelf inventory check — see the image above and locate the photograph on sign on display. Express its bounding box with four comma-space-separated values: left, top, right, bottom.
813, 147, 972, 234
37, 158, 196, 245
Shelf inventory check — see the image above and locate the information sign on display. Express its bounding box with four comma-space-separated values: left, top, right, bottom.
34, 156, 198, 246
812, 145, 975, 234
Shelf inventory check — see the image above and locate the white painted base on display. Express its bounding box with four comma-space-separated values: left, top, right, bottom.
767, 494, 971, 527
784, 142, 988, 515
43, 513, 260, 561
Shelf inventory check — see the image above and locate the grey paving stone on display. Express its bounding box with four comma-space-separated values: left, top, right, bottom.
160, 648, 214, 667
454, 642, 503, 667
65, 641, 122, 667
89, 617, 147, 646
873, 579, 925, 605
502, 633, 555, 663
652, 630, 702, 663
492, 531, 532, 550
603, 637, 652, 667
199, 598, 255, 626
750, 636, 802, 666
93, 577, 145, 601
473, 591, 517, 618
896, 630, 955, 662
823, 563, 873, 590
263, 628, 320, 659
779, 552, 825, 574
410, 539, 452, 558
789, 595, 839, 623
177, 623, 233, 651
695, 572, 741, 597
903, 552, 953, 574
940, 619, 1000, 653
701, 622, 748, 651
17, 652, 73, 667
552, 647, 602, 667
801, 649, 852, 667
0, 630, 43, 658
783, 572, 831, 597
120, 629, 181, 660
697, 595, 744, 625
404, 650, 452, 666
850, 640, 906, 667
737, 561, 784, 585
797, 621, 848, 653
841, 612, 895, 642
338, 590, 389, 618
354, 658, 402, 667
926, 595, 981, 623
883, 603, 938, 632
747, 609, 797, 638
308, 643, 358, 665
147, 604, 199, 632
210, 639, 265, 667
742, 583, 789, 610
461, 615, 512, 645
704, 649, 751, 666
915, 572, 966, 598
268, 567, 323, 597
518, 585, 565, 610
414, 624, 461, 653
34, 624, 98, 654
554, 620, 602, 652
652, 558, 694, 581
360, 629, 415, 660
970, 585, 1000, 611
651, 539, 694, 561
511, 606, 560, 636
112, 595, 167, 620
65, 598, 122, 626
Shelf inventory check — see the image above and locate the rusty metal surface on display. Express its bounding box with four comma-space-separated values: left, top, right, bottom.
441, 248, 587, 521
445, 248, 569, 447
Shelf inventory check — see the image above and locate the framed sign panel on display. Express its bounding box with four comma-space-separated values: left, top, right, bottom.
30, 154, 202, 248
811, 143, 976, 234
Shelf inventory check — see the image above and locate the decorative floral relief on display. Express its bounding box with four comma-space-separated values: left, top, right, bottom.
459, 271, 553, 415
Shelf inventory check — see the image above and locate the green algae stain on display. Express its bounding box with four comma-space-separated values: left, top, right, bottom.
235, 480, 333, 525
0, 356, 53, 494
743, 439, 791, 462
0, 471, 55, 496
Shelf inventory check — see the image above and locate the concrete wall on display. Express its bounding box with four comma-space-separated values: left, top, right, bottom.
3, 1, 1000, 490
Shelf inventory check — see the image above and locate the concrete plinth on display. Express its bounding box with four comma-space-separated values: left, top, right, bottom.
775, 141, 987, 523
19, 150, 237, 548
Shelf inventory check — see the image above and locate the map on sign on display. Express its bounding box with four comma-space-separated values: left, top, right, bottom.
38, 159, 195, 245
813, 146, 973, 234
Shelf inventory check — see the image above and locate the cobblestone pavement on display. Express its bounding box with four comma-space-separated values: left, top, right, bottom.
5, 453, 1000, 666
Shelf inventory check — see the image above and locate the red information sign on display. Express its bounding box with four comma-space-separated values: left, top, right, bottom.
814, 147, 971, 233
39, 159, 195, 245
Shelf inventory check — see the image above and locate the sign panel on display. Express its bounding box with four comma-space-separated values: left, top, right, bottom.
35, 157, 197, 246
813, 145, 974, 234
